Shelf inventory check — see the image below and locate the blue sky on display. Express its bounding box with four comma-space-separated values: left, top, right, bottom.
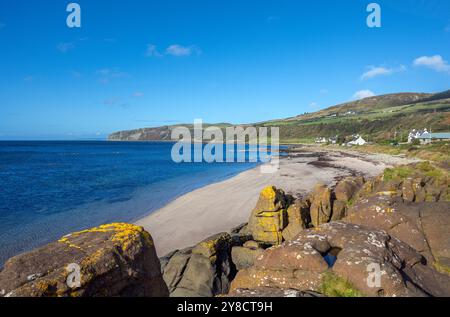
0, 0, 449, 140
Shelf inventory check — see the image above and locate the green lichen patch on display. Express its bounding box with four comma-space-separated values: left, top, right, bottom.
434, 261, 450, 276
319, 272, 363, 297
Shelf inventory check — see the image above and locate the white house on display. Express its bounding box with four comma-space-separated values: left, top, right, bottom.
328, 136, 338, 144
418, 132, 450, 144
346, 135, 367, 146
408, 128, 428, 143
315, 136, 338, 144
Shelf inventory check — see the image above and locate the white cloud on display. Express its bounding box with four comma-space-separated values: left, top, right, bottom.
166, 44, 200, 57
57, 42, 75, 53
146, 44, 201, 58
145, 44, 162, 57
360, 65, 406, 80
352, 90, 376, 100
361, 67, 393, 80
133, 92, 144, 97
320, 89, 328, 95
413, 55, 450, 73
309, 102, 318, 108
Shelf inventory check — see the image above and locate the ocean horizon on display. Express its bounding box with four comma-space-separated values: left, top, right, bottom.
0, 141, 267, 266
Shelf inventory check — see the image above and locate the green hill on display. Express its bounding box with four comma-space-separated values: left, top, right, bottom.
109, 90, 450, 144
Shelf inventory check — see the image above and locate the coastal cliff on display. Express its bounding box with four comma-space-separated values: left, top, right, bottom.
1, 162, 449, 297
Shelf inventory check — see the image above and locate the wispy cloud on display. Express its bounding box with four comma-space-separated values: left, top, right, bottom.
320, 89, 328, 95
145, 44, 163, 57
0, 22, 5, 30
414, 55, 450, 73
56, 38, 88, 53
360, 65, 406, 80
445, 25, 450, 32
23, 75, 34, 82
57, 42, 76, 53
352, 90, 376, 100
133, 92, 144, 97
96, 68, 128, 84
146, 44, 201, 58
166, 44, 201, 57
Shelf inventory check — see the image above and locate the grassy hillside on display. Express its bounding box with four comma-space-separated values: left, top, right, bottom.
109, 90, 450, 144
259, 91, 450, 143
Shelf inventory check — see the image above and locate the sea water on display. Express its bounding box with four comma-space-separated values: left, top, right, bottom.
0, 141, 265, 266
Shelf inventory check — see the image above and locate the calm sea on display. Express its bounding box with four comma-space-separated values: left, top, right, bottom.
0, 141, 264, 266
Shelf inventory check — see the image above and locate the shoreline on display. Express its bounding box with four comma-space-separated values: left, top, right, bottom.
136, 147, 419, 257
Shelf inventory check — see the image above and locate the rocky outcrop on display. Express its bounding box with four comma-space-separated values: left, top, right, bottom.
229, 222, 450, 297
247, 186, 290, 245
0, 223, 169, 297
231, 241, 265, 271
364, 162, 449, 203
282, 199, 310, 241
344, 195, 450, 272
331, 176, 365, 221
245, 176, 365, 246
227, 163, 450, 297
309, 184, 333, 227
162, 232, 235, 297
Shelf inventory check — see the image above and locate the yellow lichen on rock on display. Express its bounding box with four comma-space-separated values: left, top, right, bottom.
57, 223, 153, 252
58, 237, 83, 250
261, 186, 276, 201
248, 186, 288, 245
192, 232, 231, 259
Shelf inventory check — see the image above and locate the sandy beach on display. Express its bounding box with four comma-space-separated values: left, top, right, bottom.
136, 146, 419, 257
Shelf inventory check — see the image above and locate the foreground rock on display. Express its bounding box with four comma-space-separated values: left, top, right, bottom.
345, 195, 450, 271
162, 233, 235, 297
309, 184, 333, 227
247, 186, 290, 245
282, 199, 310, 241
229, 222, 450, 297
0, 223, 169, 297
231, 241, 265, 271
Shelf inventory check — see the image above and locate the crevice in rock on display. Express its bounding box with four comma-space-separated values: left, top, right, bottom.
322, 247, 342, 268
417, 209, 436, 264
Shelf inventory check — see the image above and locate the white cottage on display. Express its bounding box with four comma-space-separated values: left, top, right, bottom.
347, 135, 367, 146
408, 128, 428, 143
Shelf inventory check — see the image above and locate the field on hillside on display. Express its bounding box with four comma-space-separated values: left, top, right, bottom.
262, 99, 450, 143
